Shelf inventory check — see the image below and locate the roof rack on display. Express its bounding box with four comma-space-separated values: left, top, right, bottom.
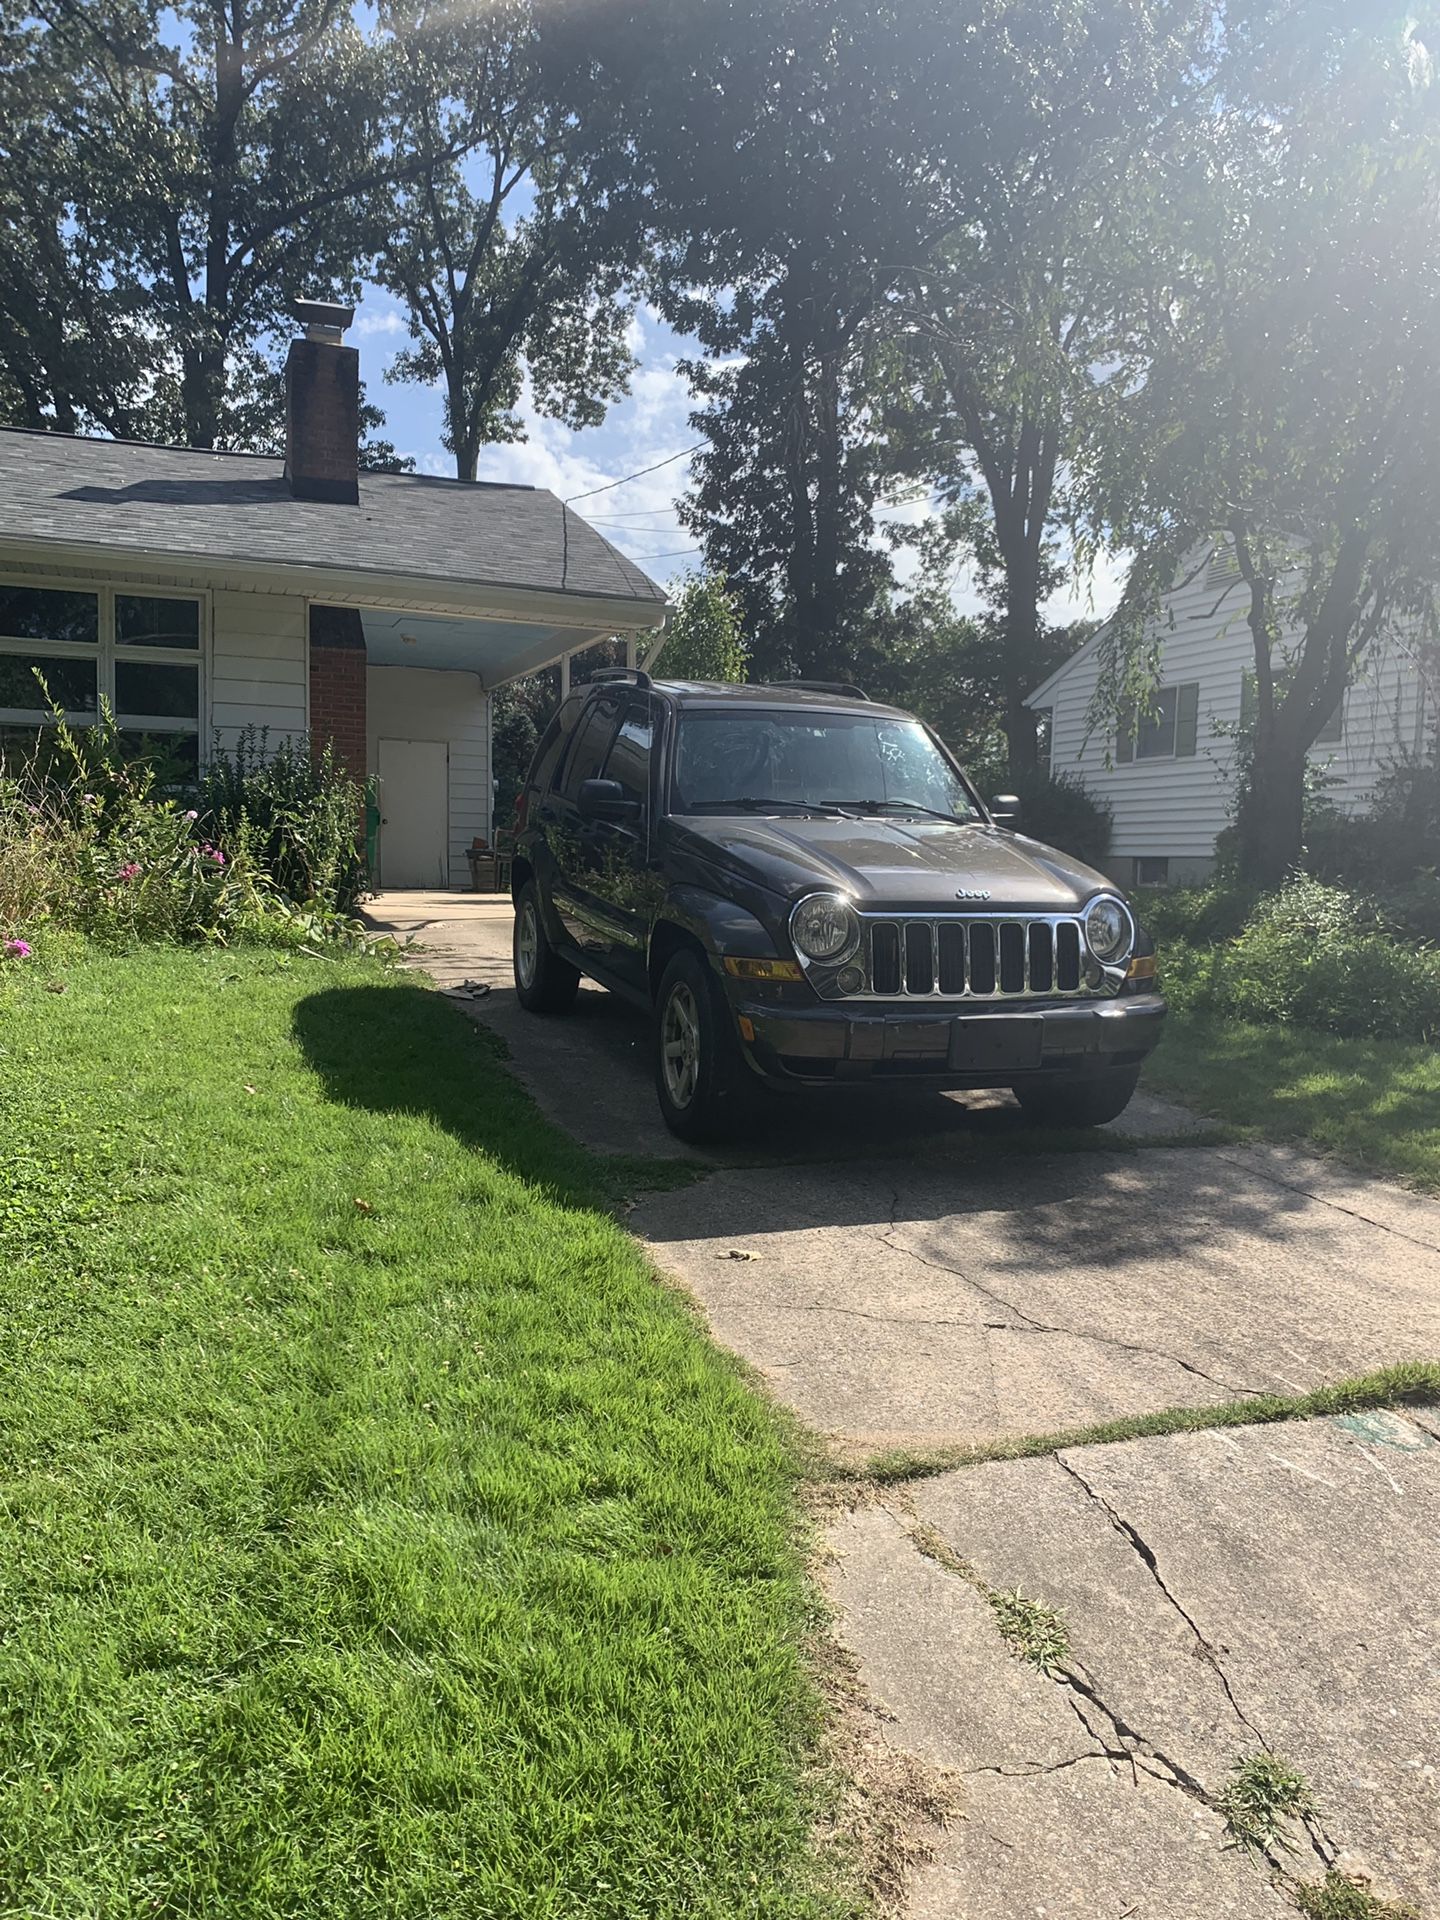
586, 666, 653, 689
764, 680, 870, 701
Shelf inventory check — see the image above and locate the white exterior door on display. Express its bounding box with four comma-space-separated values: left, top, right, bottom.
378, 738, 449, 888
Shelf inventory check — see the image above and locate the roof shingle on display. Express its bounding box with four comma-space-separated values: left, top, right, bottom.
0, 429, 667, 608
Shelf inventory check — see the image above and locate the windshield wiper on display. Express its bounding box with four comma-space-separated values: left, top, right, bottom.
821, 797, 969, 825
699, 796, 855, 817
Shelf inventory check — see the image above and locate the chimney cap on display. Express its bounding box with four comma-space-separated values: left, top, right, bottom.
294, 298, 355, 341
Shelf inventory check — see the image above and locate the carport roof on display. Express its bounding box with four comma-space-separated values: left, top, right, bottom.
0, 427, 667, 618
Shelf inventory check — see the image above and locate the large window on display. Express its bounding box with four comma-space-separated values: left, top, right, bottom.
0, 578, 204, 774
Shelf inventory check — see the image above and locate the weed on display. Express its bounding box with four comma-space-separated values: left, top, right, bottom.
1218, 1752, 1316, 1854
1291, 1871, 1421, 1920
988, 1589, 1071, 1675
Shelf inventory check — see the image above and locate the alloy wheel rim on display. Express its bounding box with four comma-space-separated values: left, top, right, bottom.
661, 982, 701, 1108
516, 901, 539, 988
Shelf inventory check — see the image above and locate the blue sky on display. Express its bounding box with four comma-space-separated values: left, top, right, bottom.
354, 285, 1124, 624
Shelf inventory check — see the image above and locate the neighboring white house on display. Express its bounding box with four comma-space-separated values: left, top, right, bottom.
0, 303, 667, 889
1026, 544, 1435, 886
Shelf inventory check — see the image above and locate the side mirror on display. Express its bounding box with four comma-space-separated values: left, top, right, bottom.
577, 776, 640, 822
989, 793, 1022, 828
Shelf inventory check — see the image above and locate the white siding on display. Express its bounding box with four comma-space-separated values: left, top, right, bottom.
210, 588, 307, 748
366, 665, 491, 889
1038, 559, 1431, 868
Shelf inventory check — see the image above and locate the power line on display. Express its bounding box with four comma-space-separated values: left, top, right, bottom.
564, 443, 705, 504
626, 545, 702, 561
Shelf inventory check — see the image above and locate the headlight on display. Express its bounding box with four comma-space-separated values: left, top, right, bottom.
1084, 894, 1134, 964
790, 892, 860, 964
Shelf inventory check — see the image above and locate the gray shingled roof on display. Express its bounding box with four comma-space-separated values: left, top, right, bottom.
0, 429, 667, 608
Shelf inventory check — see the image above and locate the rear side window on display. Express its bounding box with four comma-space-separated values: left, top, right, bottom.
559, 695, 623, 800
528, 695, 583, 793
603, 700, 654, 807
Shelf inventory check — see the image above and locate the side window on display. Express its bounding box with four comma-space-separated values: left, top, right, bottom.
530, 694, 584, 793
602, 699, 654, 807
559, 695, 623, 801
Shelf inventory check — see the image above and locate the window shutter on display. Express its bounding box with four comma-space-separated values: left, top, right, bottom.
1116, 711, 1134, 764
1175, 682, 1200, 757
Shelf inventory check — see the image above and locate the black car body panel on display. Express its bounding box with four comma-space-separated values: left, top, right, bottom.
510, 673, 1164, 1091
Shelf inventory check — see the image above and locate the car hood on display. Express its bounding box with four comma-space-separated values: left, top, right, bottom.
670, 813, 1113, 909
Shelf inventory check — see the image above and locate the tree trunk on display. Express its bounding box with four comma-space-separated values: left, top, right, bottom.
1235, 727, 1307, 888
1001, 543, 1042, 778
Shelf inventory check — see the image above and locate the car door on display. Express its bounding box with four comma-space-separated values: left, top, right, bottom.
547, 691, 624, 956
587, 693, 660, 993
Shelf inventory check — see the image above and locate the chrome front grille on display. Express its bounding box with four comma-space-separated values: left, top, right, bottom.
859, 914, 1091, 1000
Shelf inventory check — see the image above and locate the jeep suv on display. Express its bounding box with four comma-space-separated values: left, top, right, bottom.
509, 671, 1163, 1141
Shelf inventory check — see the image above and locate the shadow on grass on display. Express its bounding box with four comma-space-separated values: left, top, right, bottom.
292, 980, 700, 1210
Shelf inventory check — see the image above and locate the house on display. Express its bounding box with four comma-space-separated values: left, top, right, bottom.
1026, 544, 1435, 886
0, 302, 667, 888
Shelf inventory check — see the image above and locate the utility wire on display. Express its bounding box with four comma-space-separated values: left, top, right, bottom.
564, 443, 705, 503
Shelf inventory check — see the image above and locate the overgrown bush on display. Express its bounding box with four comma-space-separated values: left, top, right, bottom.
198, 728, 373, 915
1141, 881, 1259, 946
1163, 876, 1440, 1043
1304, 758, 1439, 892
0, 714, 382, 956
1004, 769, 1114, 869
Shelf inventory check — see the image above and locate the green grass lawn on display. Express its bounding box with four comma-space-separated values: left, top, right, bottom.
1147, 1009, 1440, 1193
0, 946, 840, 1920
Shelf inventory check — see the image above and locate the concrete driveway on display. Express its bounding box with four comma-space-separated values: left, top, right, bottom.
368, 890, 1440, 1917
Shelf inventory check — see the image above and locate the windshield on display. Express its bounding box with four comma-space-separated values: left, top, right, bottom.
672, 709, 982, 821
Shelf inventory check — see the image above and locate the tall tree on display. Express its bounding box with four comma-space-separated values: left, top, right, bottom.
374, 0, 639, 481
1, 0, 413, 448
1082, 2, 1440, 885
879, 0, 1210, 778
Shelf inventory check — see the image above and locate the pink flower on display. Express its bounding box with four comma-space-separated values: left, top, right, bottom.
117, 862, 142, 882
3, 938, 32, 959
201, 843, 226, 867
184, 809, 199, 821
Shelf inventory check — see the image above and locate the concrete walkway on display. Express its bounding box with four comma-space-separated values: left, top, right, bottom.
367, 889, 1440, 1917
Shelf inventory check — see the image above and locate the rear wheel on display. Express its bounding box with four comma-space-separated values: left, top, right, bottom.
1012, 1066, 1141, 1129
654, 949, 749, 1142
512, 881, 579, 1013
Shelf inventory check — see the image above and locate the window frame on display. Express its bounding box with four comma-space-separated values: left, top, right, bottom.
1116, 681, 1201, 764
0, 570, 208, 753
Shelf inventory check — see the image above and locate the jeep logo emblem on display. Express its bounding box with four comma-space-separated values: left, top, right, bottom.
955, 886, 992, 901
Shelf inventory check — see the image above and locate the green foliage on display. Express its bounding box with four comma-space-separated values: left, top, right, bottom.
1304, 760, 1440, 895
1001, 769, 1113, 870
1141, 883, 1259, 947
1160, 878, 1440, 1044
0, 948, 831, 1917
653, 575, 746, 683
199, 728, 374, 916
1217, 1753, 1316, 1855
1292, 1872, 1421, 1920
988, 1589, 1071, 1675
0, 713, 378, 951
375, 0, 638, 478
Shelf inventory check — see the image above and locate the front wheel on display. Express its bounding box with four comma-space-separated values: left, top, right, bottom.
653, 950, 749, 1143
1012, 1066, 1141, 1130
512, 881, 580, 1013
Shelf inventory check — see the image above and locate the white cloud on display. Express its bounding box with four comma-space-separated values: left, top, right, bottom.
354, 305, 409, 339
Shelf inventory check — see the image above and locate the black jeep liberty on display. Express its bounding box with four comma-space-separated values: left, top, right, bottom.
509, 671, 1163, 1141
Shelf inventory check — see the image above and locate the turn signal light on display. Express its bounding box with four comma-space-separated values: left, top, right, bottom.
723, 955, 805, 983
1126, 953, 1157, 983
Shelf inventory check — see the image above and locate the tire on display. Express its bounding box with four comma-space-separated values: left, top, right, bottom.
1012, 1065, 1142, 1130
653, 949, 749, 1142
512, 881, 580, 1014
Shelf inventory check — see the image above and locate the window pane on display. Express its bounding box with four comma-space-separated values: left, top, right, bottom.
603, 705, 654, 805
560, 697, 622, 799
118, 730, 200, 785
0, 654, 98, 713
115, 660, 199, 720
0, 585, 98, 644
116, 594, 201, 650
1136, 689, 1178, 760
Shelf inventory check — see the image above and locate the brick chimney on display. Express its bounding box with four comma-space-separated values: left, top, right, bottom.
284, 299, 359, 505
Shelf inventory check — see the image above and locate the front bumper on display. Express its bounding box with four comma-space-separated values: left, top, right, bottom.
733, 992, 1167, 1087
